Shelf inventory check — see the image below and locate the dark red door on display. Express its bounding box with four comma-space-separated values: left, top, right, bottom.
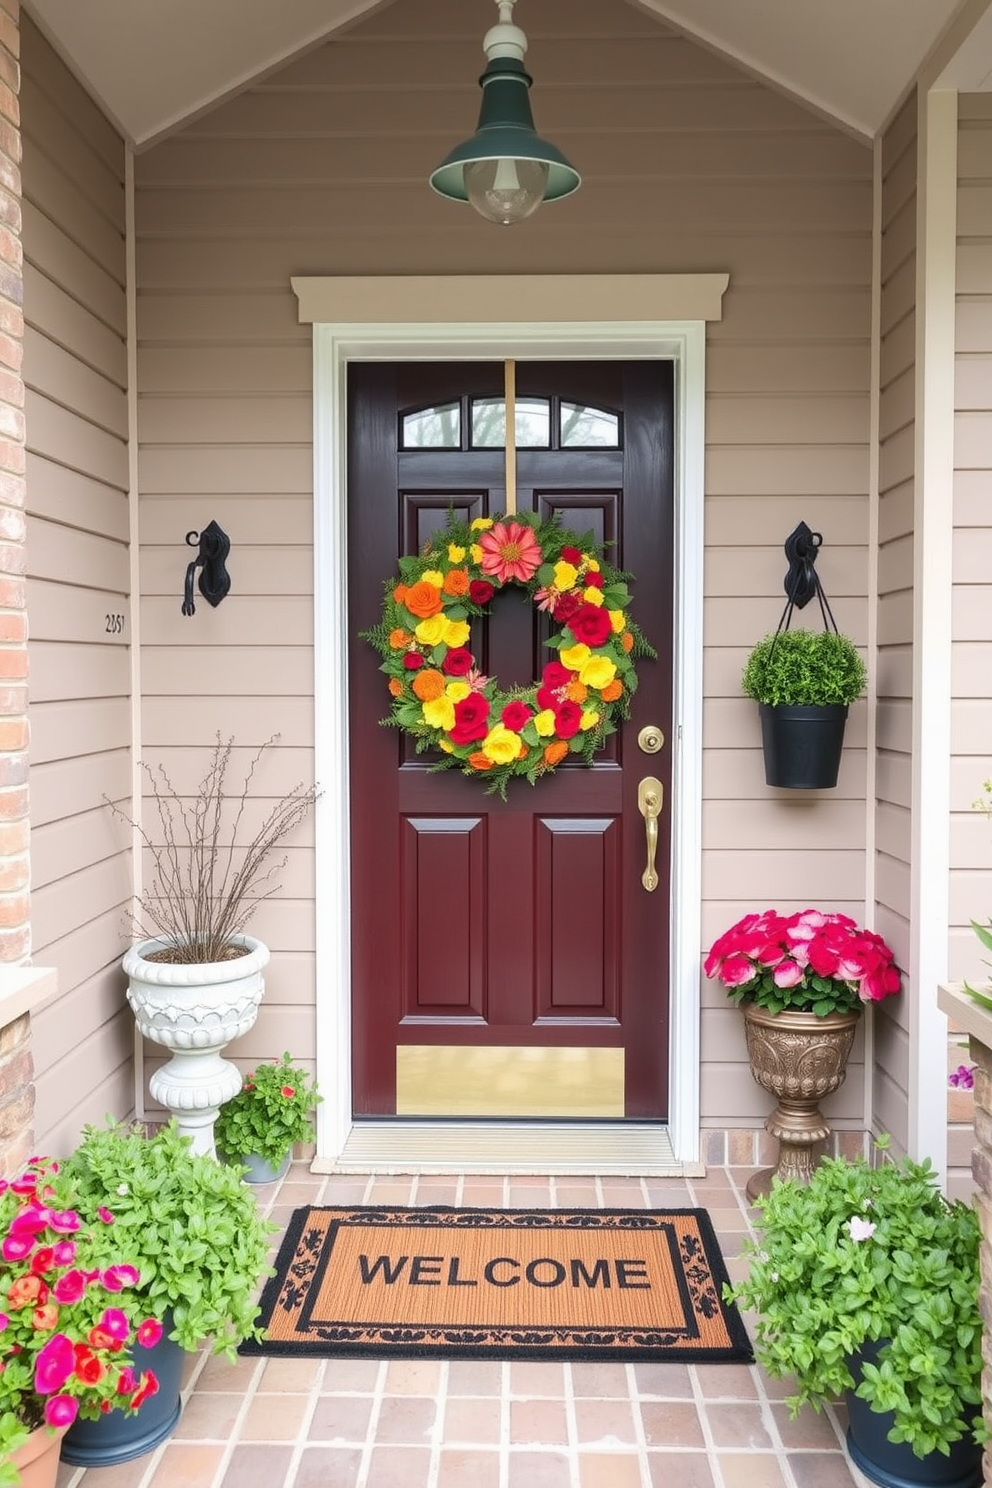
348, 361, 674, 1119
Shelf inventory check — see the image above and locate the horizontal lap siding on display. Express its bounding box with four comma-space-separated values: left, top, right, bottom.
134, 0, 872, 1124
874, 94, 917, 1157
947, 96, 992, 1195
21, 17, 131, 1153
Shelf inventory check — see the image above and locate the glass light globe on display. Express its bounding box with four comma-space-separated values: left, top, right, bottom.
464, 156, 550, 225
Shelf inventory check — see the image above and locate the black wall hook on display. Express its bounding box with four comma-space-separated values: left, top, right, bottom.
775, 520, 838, 637
182, 521, 231, 617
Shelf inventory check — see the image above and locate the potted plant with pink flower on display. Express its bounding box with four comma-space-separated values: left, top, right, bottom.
0, 1156, 162, 1488
55, 1119, 273, 1469
704, 908, 901, 1198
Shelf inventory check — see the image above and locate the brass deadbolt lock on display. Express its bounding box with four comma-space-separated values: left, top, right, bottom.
637, 726, 665, 755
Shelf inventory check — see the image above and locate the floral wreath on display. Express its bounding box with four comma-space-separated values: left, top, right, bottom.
364, 511, 655, 794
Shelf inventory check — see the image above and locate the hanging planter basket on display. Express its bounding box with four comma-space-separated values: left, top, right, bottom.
744, 523, 865, 791
758, 702, 849, 789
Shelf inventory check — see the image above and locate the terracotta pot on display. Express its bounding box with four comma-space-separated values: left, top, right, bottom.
742, 1003, 860, 1201
10, 1425, 64, 1488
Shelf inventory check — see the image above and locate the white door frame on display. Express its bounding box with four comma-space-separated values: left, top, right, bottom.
297, 275, 728, 1169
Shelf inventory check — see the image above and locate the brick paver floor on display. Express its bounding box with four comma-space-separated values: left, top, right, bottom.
55, 1164, 871, 1488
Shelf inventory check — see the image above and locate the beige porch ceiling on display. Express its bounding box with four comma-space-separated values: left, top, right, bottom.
22, 0, 984, 147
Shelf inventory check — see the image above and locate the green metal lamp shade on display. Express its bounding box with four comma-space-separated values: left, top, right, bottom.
430, 55, 580, 224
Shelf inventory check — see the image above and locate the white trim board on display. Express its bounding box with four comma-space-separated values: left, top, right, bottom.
300, 276, 727, 1172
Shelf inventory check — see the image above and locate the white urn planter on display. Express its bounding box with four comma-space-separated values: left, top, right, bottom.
124, 934, 269, 1156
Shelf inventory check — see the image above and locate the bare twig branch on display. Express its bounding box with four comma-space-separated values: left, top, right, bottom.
107, 734, 320, 963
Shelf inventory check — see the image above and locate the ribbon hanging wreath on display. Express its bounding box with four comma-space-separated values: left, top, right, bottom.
364, 512, 656, 795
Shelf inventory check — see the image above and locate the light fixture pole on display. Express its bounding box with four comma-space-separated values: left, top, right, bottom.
429, 0, 580, 225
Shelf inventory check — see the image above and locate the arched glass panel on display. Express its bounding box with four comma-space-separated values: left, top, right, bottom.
560, 402, 621, 447
470, 397, 551, 448
401, 402, 461, 448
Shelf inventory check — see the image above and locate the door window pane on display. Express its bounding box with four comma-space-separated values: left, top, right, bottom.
560, 402, 620, 447
401, 402, 460, 448
470, 397, 551, 448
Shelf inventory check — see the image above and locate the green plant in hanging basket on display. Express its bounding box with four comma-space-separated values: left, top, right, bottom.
742, 629, 867, 707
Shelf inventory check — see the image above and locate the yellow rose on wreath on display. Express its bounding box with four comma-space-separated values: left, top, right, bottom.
534, 710, 557, 737
481, 724, 524, 765
443, 618, 471, 648
422, 695, 456, 730
421, 569, 445, 588
560, 642, 591, 672
580, 655, 617, 690
445, 681, 471, 702
414, 614, 448, 646
553, 561, 579, 591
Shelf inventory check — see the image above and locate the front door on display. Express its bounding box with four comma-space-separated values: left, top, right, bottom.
348, 361, 674, 1120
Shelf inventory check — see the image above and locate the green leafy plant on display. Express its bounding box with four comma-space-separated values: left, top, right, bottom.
108, 734, 319, 964
215, 1053, 322, 1168
727, 1140, 984, 1459
60, 1121, 275, 1359
742, 629, 867, 707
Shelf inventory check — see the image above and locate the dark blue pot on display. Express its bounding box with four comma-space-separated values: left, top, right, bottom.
845, 1344, 983, 1488
60, 1321, 184, 1467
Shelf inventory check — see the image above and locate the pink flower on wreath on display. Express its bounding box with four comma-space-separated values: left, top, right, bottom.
478, 521, 542, 584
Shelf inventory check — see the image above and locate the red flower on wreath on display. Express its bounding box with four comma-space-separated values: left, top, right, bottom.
501, 701, 532, 733
469, 579, 495, 606
552, 591, 581, 623
568, 603, 613, 648
553, 701, 583, 740
449, 693, 491, 745
442, 648, 474, 676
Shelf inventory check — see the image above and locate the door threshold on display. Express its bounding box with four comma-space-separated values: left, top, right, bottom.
314, 1121, 694, 1176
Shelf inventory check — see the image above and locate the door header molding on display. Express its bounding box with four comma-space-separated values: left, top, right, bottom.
292, 273, 729, 327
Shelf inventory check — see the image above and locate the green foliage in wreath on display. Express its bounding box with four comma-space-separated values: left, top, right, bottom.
363, 510, 656, 797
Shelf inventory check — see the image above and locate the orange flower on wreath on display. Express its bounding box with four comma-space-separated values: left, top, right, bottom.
412, 668, 445, 702
388, 628, 409, 649
393, 583, 408, 603
543, 741, 569, 767
565, 679, 588, 704
600, 679, 624, 703
443, 568, 470, 597
468, 751, 494, 771
404, 580, 443, 619
621, 632, 634, 653
388, 678, 403, 697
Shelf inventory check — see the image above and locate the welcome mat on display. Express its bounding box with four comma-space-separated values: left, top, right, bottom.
242, 1207, 752, 1363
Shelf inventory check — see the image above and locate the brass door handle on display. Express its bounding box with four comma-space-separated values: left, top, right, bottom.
638, 776, 663, 892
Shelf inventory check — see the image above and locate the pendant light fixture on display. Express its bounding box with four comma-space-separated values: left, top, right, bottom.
429, 0, 580, 226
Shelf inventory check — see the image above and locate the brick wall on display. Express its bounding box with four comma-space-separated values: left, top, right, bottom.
0, 0, 32, 1173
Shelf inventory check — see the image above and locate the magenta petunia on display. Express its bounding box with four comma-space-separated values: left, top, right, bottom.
48, 1209, 81, 1234
101, 1264, 139, 1292
34, 1332, 75, 1393
2, 1233, 36, 1262
137, 1317, 163, 1349
100, 1307, 131, 1341
97, 1207, 115, 1225
45, 1394, 79, 1428
52, 1269, 87, 1304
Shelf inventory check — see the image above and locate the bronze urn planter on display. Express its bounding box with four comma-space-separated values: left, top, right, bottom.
742, 1003, 861, 1202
